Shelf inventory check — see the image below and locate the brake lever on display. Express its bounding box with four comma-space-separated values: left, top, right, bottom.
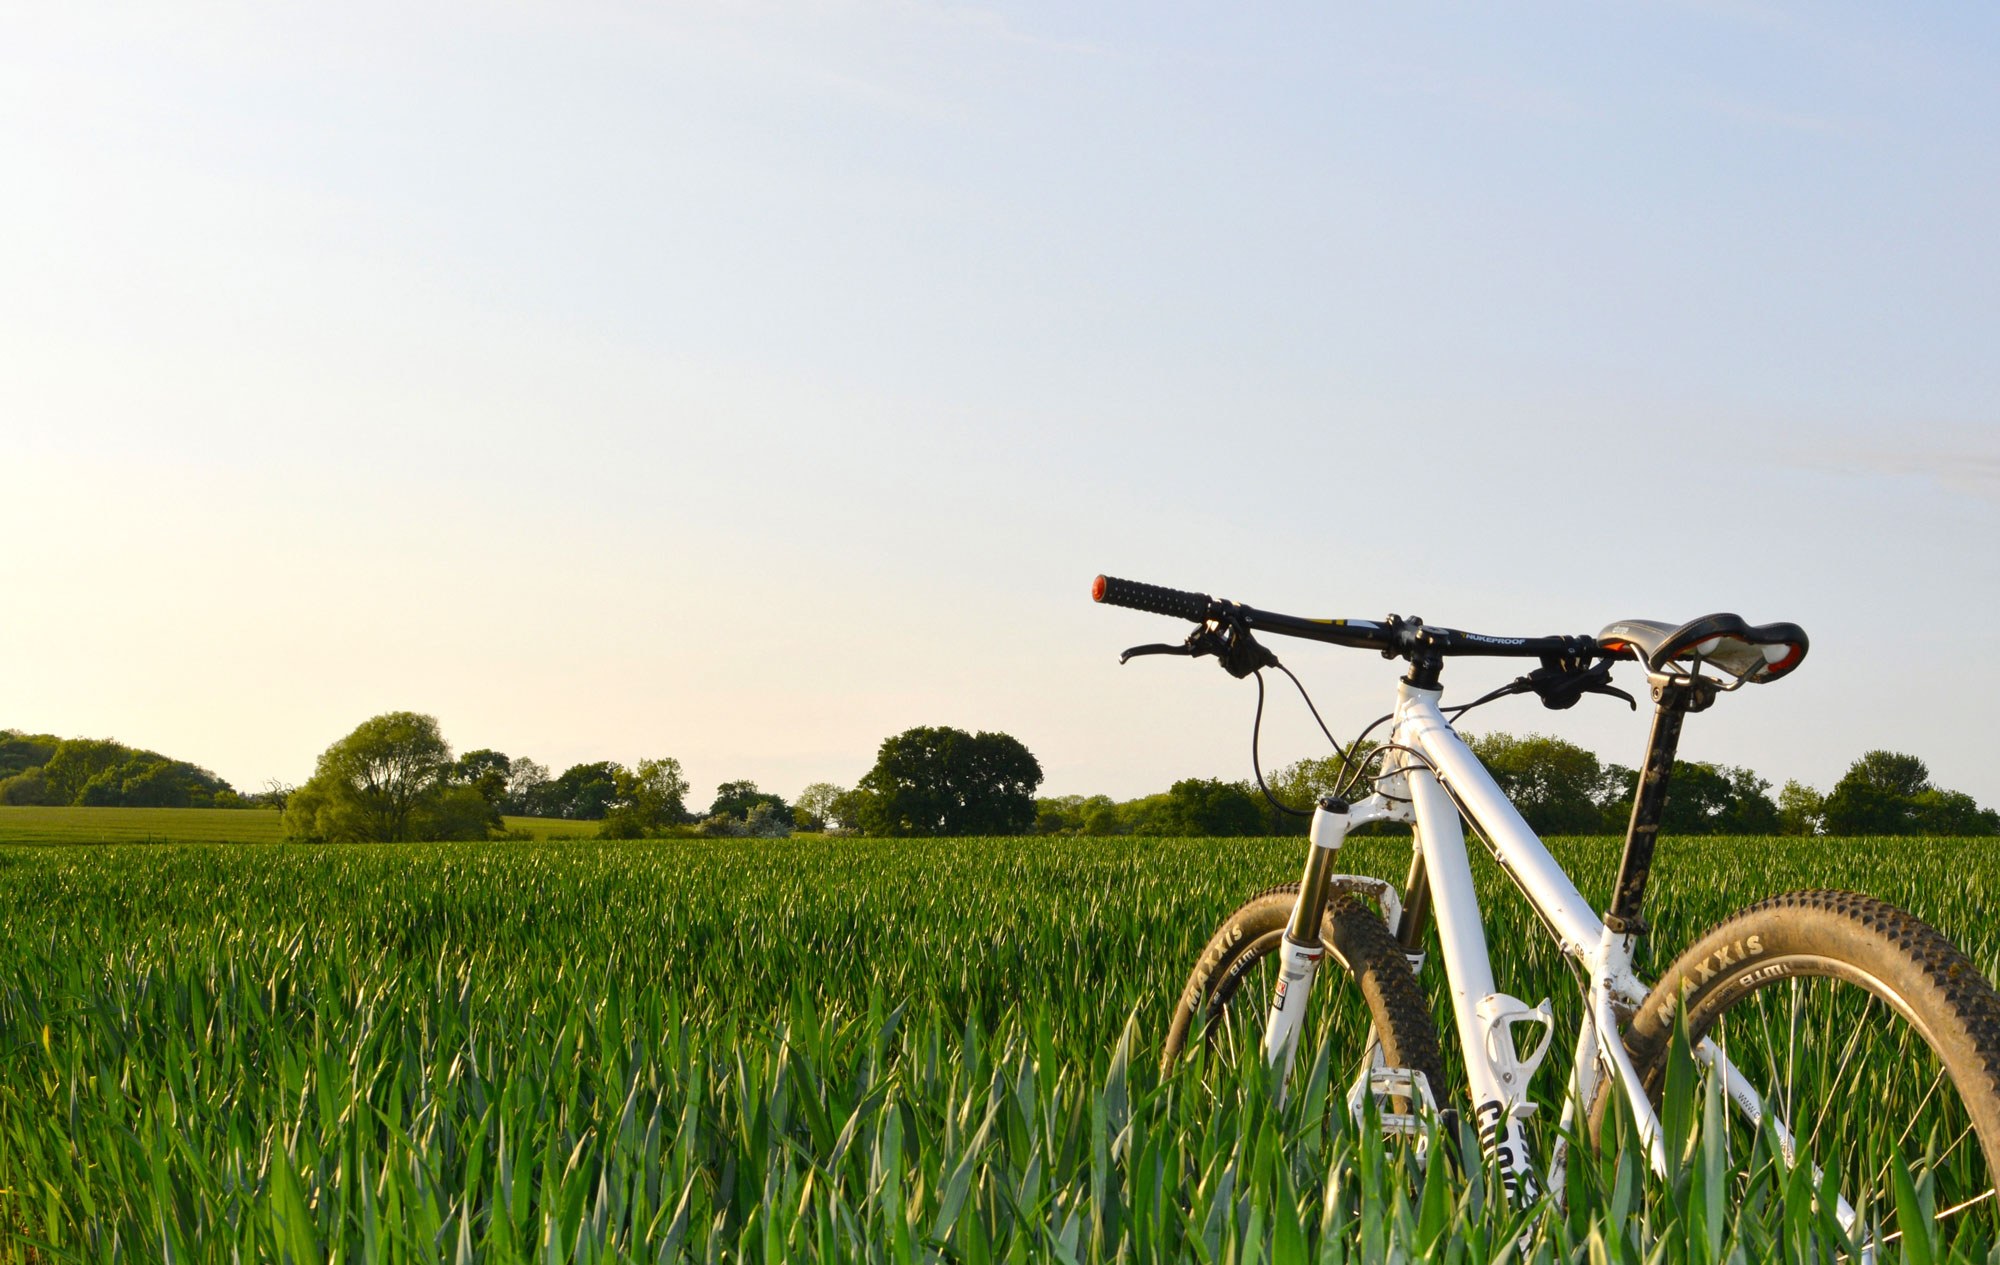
1119, 642, 1193, 664
1120, 616, 1279, 680
1526, 661, 1636, 711
1584, 679, 1638, 710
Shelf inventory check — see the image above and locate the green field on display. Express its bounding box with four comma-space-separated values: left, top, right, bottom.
0, 805, 287, 845
0, 805, 594, 846
3, 832, 1996, 1260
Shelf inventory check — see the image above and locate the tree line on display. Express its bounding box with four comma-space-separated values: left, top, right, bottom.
274, 714, 1046, 843
10, 716, 1993, 842
0, 731, 245, 809
1030, 734, 2000, 839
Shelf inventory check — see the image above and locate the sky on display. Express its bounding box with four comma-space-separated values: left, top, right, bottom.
3, 1, 1997, 810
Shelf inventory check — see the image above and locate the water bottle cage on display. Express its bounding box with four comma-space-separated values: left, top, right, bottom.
1476, 993, 1556, 1115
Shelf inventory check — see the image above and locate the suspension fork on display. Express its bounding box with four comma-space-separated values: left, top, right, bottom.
1396, 846, 1430, 952
1262, 798, 1354, 1084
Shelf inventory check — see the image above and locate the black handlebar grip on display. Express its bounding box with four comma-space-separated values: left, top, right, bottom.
1091, 575, 1214, 622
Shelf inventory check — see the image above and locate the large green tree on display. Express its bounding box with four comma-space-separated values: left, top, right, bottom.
1822, 751, 1999, 836
283, 712, 487, 842
854, 727, 1042, 836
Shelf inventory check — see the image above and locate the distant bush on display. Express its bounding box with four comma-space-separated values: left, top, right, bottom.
696, 802, 794, 838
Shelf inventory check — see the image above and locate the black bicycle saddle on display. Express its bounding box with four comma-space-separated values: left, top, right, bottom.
1596, 613, 1808, 683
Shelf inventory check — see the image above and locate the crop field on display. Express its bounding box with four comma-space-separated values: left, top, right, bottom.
0, 806, 287, 846
3, 832, 1998, 1261
0, 807, 591, 847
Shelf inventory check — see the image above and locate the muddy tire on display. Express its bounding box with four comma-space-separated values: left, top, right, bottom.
1160, 883, 1445, 1108
1598, 891, 2000, 1234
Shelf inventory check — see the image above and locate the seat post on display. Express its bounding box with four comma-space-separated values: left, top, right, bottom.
1605, 674, 1718, 934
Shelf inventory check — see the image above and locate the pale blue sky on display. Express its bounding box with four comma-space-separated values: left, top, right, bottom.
4, 2, 1997, 809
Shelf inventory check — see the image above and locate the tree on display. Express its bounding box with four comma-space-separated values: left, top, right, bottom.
694, 798, 795, 838
793, 782, 844, 831
1848, 751, 1930, 798
1474, 732, 1777, 836
1822, 751, 1999, 836
1912, 788, 2000, 835
854, 727, 1042, 836
535, 761, 623, 820
41, 739, 130, 805
602, 758, 690, 836
419, 786, 501, 841
453, 749, 513, 806
743, 802, 792, 836
0, 731, 59, 781
99, 760, 207, 809
1650, 762, 1779, 835
709, 779, 790, 824
1149, 778, 1264, 836
283, 711, 462, 843
1777, 780, 1825, 836
1823, 750, 1931, 835
1718, 766, 1781, 833
505, 758, 550, 816
0, 766, 50, 806
0, 734, 234, 808
827, 788, 871, 831
1034, 794, 1114, 834
1083, 801, 1122, 835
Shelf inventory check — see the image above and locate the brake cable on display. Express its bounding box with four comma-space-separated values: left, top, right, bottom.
1444, 657, 1636, 721
1249, 672, 1311, 818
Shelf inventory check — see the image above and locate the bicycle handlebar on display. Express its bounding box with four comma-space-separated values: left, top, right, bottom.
1091, 573, 1601, 662
1090, 575, 1214, 623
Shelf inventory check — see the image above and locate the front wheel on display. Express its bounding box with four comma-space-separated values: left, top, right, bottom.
1604, 891, 2000, 1248
1160, 882, 1445, 1108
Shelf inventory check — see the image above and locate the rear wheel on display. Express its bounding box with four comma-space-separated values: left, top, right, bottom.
1161, 882, 1445, 1110
1602, 891, 2000, 1249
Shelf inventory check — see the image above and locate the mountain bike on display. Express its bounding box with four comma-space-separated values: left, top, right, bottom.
1093, 573, 2000, 1251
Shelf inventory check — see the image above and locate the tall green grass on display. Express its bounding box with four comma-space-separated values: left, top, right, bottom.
2, 834, 1996, 1260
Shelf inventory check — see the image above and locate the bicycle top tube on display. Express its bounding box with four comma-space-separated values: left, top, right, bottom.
1092, 574, 1604, 663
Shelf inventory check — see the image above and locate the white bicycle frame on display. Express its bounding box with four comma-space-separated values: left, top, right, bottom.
1258, 677, 1860, 1228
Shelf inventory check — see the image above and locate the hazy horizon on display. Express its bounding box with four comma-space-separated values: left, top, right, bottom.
4, 3, 1996, 810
